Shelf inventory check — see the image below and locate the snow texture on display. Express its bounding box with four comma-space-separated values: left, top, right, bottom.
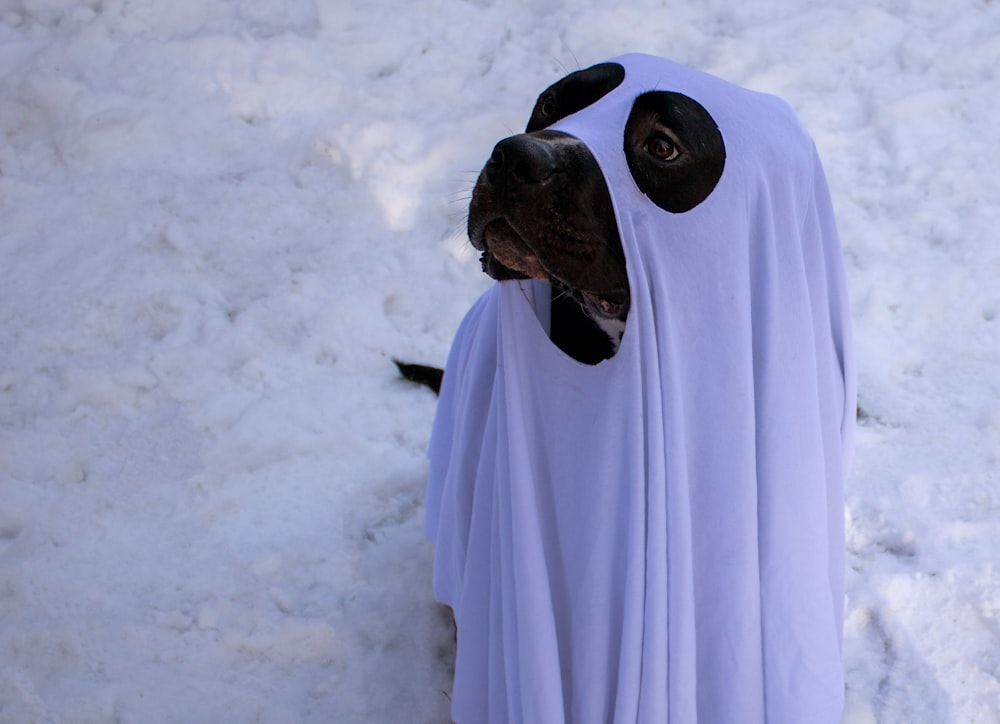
0, 1, 997, 722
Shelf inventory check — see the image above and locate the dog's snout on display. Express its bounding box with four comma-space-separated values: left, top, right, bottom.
486, 134, 556, 186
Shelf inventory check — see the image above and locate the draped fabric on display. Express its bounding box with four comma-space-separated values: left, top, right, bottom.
425, 53, 855, 724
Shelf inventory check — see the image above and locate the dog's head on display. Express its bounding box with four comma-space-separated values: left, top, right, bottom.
468, 61, 726, 357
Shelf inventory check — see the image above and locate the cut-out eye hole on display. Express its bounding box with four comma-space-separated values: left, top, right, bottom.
624, 91, 726, 213
526, 62, 625, 132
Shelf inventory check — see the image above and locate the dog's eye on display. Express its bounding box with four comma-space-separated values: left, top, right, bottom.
646, 135, 680, 161
525, 63, 625, 132
539, 93, 556, 119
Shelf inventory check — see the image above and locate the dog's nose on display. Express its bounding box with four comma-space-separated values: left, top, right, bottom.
486, 134, 556, 185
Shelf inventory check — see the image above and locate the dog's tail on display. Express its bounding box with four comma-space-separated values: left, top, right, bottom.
393, 359, 444, 396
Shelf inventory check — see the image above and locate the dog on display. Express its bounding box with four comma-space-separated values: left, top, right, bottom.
411, 56, 856, 722
398, 62, 725, 388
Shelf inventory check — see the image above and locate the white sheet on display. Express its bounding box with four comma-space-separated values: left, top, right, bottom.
425, 53, 856, 723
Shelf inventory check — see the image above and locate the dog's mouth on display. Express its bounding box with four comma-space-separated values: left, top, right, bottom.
579, 289, 628, 321
475, 218, 549, 282
474, 218, 629, 326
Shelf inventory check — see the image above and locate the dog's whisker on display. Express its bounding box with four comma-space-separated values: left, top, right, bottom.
550, 286, 574, 304
549, 52, 577, 75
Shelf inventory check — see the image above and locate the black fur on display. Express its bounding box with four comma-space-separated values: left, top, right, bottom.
394, 360, 443, 395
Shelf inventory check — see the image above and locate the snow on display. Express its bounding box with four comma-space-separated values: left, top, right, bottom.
0, 0, 997, 721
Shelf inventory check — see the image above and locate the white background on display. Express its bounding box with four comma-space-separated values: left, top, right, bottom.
1, 0, 998, 721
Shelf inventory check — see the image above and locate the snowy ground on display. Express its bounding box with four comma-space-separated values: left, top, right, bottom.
1, 0, 998, 722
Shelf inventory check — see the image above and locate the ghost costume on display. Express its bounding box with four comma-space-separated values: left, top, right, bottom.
425, 54, 855, 723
